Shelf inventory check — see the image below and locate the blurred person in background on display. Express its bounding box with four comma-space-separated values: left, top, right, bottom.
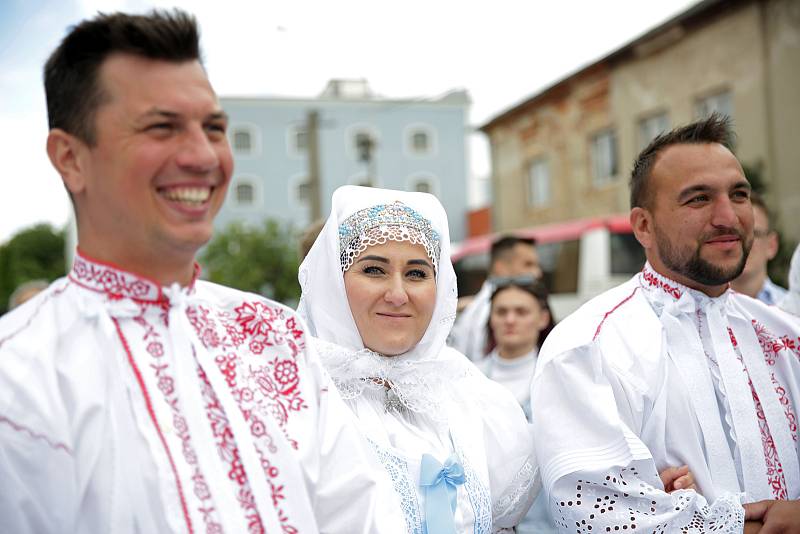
298, 217, 326, 261
0, 10, 400, 533
7, 279, 49, 310
478, 277, 553, 421
779, 243, 800, 317
450, 235, 542, 361
730, 192, 787, 304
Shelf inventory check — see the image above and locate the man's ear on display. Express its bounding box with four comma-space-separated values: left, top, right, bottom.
46, 129, 89, 195
766, 231, 780, 261
631, 207, 654, 250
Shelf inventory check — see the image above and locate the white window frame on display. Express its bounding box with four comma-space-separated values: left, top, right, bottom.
527, 158, 550, 208
637, 111, 670, 150
695, 89, 733, 120
403, 123, 438, 157
590, 128, 618, 188
229, 123, 261, 157
345, 124, 381, 162
288, 173, 312, 208
406, 172, 440, 196
230, 175, 261, 209
286, 122, 309, 159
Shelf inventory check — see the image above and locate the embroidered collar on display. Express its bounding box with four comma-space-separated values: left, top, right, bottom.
639, 264, 686, 300
69, 249, 200, 304
639, 262, 735, 314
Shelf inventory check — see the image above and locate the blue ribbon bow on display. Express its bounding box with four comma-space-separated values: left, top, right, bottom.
419, 453, 466, 534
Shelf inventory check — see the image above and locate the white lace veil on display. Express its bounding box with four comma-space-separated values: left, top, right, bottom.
297, 185, 462, 416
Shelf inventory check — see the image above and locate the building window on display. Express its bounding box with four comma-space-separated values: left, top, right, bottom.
413, 132, 429, 152
348, 172, 375, 188
527, 158, 550, 208
695, 90, 733, 120
295, 128, 308, 151
638, 112, 669, 150
354, 132, 376, 162
232, 129, 252, 153
235, 182, 254, 206
297, 181, 311, 203
414, 180, 432, 193
407, 173, 439, 196
404, 124, 436, 157
590, 129, 618, 187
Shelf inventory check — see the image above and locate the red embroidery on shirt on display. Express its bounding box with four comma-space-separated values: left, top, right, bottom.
726, 328, 790, 499
751, 321, 800, 442
70, 254, 163, 302
68, 252, 202, 304
112, 317, 198, 534
0, 414, 72, 454
641, 267, 683, 300
593, 287, 639, 340
187, 302, 308, 440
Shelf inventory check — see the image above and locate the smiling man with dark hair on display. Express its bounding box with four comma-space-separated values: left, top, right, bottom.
532, 114, 800, 533
0, 10, 401, 533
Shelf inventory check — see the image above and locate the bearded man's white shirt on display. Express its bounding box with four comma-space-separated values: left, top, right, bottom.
532, 263, 800, 532
0, 251, 403, 534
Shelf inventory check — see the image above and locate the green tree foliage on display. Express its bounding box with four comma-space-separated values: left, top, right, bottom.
201, 220, 301, 306
0, 224, 66, 314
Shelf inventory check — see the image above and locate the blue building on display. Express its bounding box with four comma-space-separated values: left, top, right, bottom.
217, 79, 470, 241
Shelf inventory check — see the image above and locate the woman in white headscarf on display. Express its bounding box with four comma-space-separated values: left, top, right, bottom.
298, 185, 538, 533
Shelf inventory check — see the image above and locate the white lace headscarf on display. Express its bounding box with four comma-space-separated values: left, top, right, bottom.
297, 185, 462, 415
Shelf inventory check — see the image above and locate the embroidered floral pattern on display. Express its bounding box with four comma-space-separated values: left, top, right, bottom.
72, 253, 309, 532
70, 254, 162, 301
641, 267, 683, 300
130, 307, 224, 534
726, 328, 789, 499
187, 302, 308, 449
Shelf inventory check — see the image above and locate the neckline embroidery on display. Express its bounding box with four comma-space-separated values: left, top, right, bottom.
69, 249, 200, 304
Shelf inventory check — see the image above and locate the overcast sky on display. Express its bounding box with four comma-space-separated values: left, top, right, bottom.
0, 0, 699, 244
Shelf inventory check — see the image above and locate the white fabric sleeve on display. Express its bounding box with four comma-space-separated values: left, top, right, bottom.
549, 465, 744, 533
472, 374, 540, 529
0, 412, 79, 533
532, 344, 745, 533
298, 340, 406, 534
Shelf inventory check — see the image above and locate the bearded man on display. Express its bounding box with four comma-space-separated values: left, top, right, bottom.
532, 114, 800, 533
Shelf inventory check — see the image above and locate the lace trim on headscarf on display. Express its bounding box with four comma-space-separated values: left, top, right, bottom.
313, 338, 471, 422
338, 201, 441, 272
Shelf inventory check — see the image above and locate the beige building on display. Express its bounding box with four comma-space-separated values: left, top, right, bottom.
481, 0, 800, 243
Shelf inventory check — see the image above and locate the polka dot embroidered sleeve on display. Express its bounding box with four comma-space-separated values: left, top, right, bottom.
549, 463, 745, 533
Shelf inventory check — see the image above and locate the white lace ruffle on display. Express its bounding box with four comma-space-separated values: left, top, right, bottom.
313, 338, 472, 422
492, 457, 539, 522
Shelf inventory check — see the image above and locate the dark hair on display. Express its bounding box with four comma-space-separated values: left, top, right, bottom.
630, 113, 735, 209
490, 235, 537, 265
44, 9, 201, 145
486, 277, 555, 352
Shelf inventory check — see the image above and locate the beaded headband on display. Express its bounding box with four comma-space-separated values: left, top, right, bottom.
338, 201, 441, 272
